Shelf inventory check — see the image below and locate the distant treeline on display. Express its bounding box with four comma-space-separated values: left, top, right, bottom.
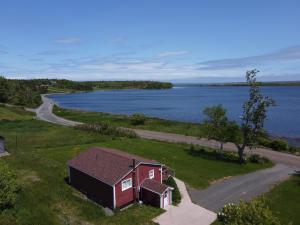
82, 80, 173, 90
0, 76, 172, 107
211, 81, 300, 87
175, 81, 300, 87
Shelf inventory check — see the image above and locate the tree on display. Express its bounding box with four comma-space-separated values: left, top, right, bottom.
0, 162, 20, 211
234, 69, 275, 163
203, 105, 236, 153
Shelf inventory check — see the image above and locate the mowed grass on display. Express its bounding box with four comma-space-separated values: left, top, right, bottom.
263, 175, 300, 225
0, 107, 271, 225
54, 105, 206, 137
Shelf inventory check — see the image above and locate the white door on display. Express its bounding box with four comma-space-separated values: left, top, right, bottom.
163, 191, 169, 207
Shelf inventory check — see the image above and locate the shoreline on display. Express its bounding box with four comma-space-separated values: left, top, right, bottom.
47, 94, 300, 147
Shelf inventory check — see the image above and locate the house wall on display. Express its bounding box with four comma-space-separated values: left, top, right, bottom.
69, 167, 114, 209
115, 172, 134, 208
140, 187, 161, 207
136, 164, 161, 186
114, 163, 162, 208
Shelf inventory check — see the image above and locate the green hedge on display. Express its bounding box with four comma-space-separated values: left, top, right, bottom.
164, 177, 181, 205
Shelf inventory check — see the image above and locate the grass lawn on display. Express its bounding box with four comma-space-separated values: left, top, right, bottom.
264, 175, 300, 225
0, 107, 272, 225
53, 105, 206, 137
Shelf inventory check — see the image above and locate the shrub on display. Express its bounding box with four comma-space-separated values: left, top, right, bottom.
0, 162, 20, 211
188, 146, 240, 163
270, 139, 289, 151
75, 122, 137, 138
164, 177, 181, 205
217, 199, 280, 225
247, 154, 270, 164
130, 113, 146, 125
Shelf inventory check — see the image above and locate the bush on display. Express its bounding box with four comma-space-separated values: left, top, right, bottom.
217, 199, 280, 225
270, 139, 289, 151
164, 177, 181, 205
0, 162, 20, 211
75, 122, 137, 138
247, 154, 270, 164
188, 146, 240, 163
130, 113, 146, 125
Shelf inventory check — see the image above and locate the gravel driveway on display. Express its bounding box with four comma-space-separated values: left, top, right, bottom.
188, 164, 296, 212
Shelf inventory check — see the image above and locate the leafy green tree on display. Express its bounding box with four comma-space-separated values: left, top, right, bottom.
203, 105, 238, 153
217, 199, 281, 225
233, 70, 275, 163
0, 162, 20, 211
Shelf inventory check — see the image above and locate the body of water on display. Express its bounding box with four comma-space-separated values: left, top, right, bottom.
49, 86, 300, 139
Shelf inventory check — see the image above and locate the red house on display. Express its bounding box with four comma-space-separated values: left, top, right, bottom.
68, 147, 173, 209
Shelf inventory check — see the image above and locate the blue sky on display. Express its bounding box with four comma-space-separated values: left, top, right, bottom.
1, 0, 300, 82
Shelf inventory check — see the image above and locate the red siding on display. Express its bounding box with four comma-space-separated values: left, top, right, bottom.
115, 163, 162, 208
115, 173, 134, 208
136, 164, 161, 186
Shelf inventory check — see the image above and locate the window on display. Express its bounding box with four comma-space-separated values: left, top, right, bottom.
149, 169, 155, 179
121, 178, 132, 191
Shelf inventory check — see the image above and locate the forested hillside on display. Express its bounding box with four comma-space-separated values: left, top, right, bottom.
0, 76, 172, 107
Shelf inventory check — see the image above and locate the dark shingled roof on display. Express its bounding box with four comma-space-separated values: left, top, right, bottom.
141, 179, 170, 195
68, 147, 161, 186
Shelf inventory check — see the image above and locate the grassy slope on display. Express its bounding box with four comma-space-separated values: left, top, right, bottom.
0, 105, 35, 121
54, 106, 206, 137
0, 107, 271, 225
264, 176, 300, 225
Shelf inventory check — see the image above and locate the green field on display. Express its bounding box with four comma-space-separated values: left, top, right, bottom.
264, 175, 300, 225
54, 106, 206, 137
0, 107, 271, 225
0, 105, 35, 121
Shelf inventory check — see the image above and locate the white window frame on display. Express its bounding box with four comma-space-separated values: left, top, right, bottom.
121, 178, 132, 191
149, 169, 155, 179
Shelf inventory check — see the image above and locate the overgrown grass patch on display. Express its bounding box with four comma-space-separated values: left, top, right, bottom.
0, 105, 34, 121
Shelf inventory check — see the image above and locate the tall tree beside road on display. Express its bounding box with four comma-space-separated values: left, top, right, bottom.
234, 69, 276, 163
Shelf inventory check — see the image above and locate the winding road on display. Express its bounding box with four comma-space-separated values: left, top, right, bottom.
35, 95, 300, 214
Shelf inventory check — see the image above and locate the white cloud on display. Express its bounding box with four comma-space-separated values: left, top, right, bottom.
3, 46, 300, 82
157, 50, 189, 58
54, 37, 81, 44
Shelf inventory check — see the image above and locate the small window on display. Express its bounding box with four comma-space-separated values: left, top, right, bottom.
149, 169, 155, 179
121, 178, 132, 191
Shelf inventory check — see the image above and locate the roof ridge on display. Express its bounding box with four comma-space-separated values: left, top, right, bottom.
91, 147, 137, 160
